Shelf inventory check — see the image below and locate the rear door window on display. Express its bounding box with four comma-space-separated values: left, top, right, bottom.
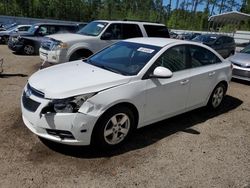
103, 23, 143, 40
188, 45, 221, 68
122, 24, 143, 38
154, 45, 187, 72
143, 25, 169, 38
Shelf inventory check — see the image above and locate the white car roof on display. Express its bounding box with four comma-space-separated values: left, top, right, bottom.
94, 20, 165, 26
124, 37, 202, 47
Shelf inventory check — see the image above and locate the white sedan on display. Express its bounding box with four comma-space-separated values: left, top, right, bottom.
21, 38, 232, 149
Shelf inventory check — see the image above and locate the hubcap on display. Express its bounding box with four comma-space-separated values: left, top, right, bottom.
104, 113, 130, 145
212, 86, 224, 108
24, 45, 34, 55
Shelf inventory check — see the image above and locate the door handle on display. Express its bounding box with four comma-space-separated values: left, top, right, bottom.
208, 71, 216, 77
180, 79, 189, 85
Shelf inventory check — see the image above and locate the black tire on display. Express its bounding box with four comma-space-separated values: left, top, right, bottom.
207, 83, 226, 109
92, 106, 135, 149
23, 44, 35, 55
69, 50, 92, 61
2, 35, 9, 44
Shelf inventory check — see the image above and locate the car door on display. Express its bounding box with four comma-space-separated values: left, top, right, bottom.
186, 45, 222, 108
143, 45, 191, 124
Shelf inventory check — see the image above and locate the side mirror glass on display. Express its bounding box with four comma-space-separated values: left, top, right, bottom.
101, 32, 112, 40
151, 66, 173, 78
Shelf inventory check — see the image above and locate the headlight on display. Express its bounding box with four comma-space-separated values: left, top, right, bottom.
52, 41, 68, 50
44, 93, 96, 114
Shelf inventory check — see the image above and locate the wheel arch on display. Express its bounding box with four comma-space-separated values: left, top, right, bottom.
91, 102, 139, 145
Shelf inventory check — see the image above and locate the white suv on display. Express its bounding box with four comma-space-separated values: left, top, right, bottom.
39, 20, 169, 64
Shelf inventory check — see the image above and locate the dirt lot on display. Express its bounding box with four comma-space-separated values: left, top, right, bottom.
0, 45, 249, 188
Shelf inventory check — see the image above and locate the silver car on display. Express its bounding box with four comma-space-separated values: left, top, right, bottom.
229, 45, 250, 81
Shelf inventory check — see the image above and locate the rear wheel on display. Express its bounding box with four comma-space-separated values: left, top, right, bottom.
23, 44, 35, 55
207, 83, 226, 109
92, 106, 135, 149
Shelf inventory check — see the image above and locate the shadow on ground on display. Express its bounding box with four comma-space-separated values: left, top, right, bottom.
12, 51, 38, 56
232, 78, 250, 86
40, 95, 242, 158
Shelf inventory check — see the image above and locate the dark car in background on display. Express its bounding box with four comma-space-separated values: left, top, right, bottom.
8, 23, 79, 55
0, 24, 31, 44
178, 32, 201, 40
192, 34, 236, 58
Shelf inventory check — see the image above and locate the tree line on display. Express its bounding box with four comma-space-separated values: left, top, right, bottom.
0, 0, 249, 31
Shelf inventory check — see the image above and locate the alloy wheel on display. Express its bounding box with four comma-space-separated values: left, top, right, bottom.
103, 113, 130, 145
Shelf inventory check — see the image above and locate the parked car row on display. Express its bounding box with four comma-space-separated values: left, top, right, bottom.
0, 24, 31, 44
0, 22, 87, 54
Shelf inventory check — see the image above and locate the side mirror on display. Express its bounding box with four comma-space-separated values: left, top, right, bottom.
151, 66, 173, 78
101, 32, 112, 40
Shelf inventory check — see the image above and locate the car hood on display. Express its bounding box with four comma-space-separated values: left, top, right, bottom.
47, 33, 93, 42
28, 61, 131, 99
0, 30, 10, 35
10, 32, 32, 37
229, 53, 250, 66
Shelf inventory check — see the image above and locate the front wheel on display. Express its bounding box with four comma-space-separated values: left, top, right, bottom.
92, 106, 135, 149
207, 83, 226, 109
23, 44, 35, 55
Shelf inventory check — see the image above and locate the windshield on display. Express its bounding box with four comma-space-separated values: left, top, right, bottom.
27, 25, 39, 34
240, 45, 250, 54
77, 21, 108, 36
192, 35, 217, 43
86, 41, 160, 76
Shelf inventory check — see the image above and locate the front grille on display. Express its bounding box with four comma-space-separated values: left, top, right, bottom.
41, 39, 56, 50
22, 94, 41, 112
46, 129, 75, 139
41, 40, 52, 50
233, 69, 250, 78
27, 84, 44, 98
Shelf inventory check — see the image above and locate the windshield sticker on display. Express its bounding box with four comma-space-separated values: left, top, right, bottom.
137, 47, 155, 53
97, 24, 105, 28
34, 26, 39, 29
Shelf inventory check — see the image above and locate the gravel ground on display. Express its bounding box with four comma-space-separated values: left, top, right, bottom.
0, 45, 249, 188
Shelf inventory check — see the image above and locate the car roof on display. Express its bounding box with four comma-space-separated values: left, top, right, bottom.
94, 20, 165, 26
124, 37, 205, 47
33, 23, 77, 26
17, 25, 32, 27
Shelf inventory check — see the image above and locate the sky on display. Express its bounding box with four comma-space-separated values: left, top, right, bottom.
163, 0, 243, 14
